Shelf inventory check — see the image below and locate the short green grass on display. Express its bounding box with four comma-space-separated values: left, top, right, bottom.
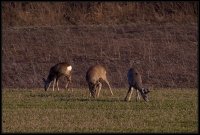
2, 88, 198, 133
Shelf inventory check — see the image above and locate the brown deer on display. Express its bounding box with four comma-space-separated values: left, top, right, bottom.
42, 62, 72, 91
86, 64, 113, 98
124, 67, 150, 102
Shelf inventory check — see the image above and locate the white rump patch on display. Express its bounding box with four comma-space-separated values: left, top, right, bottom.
67, 65, 72, 71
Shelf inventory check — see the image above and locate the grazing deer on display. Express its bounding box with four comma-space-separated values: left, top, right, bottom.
42, 62, 72, 91
124, 67, 150, 102
86, 64, 113, 98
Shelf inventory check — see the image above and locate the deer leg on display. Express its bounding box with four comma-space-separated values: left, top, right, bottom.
88, 83, 95, 98
125, 86, 132, 101
88, 84, 92, 97
46, 81, 52, 91
94, 83, 100, 98
56, 78, 59, 91
65, 81, 70, 90
128, 87, 134, 101
124, 86, 131, 101
136, 89, 141, 101
52, 79, 56, 91
104, 79, 113, 96
88, 83, 92, 97
65, 76, 71, 91
96, 82, 102, 98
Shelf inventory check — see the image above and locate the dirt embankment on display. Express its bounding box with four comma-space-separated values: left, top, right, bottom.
2, 2, 198, 27
2, 24, 197, 89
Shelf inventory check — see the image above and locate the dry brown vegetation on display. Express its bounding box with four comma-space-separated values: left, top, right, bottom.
2, 24, 197, 88
2, 2, 198, 89
2, 2, 198, 27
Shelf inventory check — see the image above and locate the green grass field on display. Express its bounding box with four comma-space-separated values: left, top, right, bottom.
2, 88, 198, 133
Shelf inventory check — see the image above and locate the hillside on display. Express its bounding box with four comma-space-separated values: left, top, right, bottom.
2, 2, 198, 27
2, 24, 197, 88
2, 2, 198, 89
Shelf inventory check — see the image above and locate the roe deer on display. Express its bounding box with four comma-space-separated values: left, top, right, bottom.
86, 64, 113, 98
124, 67, 150, 102
42, 62, 72, 91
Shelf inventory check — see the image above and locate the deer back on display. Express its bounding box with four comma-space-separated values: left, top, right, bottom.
48, 63, 72, 80
128, 68, 143, 89
86, 65, 107, 84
